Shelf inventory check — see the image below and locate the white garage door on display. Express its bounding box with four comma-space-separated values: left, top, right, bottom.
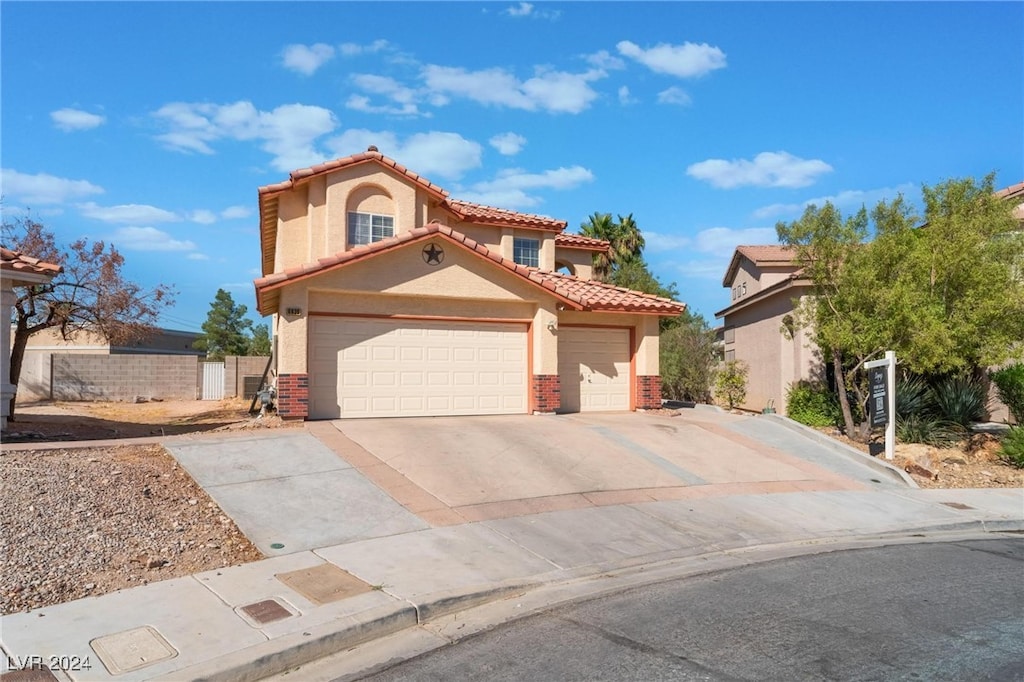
308, 317, 528, 419
558, 327, 631, 412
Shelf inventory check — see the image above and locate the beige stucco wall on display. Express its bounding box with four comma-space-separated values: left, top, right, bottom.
721, 287, 818, 413
728, 258, 797, 302
555, 248, 595, 280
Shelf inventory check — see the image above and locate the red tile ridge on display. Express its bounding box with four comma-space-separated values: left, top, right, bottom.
1, 247, 63, 276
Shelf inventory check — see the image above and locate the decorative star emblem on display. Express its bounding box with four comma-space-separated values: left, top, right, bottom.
422, 243, 445, 265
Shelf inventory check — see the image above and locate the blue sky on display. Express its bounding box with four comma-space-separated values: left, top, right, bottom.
2, 1, 1021, 331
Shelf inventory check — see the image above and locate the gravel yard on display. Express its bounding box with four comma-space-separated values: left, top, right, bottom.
1, 443, 263, 615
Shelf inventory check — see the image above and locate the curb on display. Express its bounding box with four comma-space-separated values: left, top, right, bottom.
763, 413, 917, 487
158, 582, 533, 682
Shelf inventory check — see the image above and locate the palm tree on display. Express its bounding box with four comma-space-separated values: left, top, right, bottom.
615, 213, 645, 265
580, 212, 618, 280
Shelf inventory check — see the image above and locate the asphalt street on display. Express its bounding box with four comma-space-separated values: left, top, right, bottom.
355, 536, 1024, 681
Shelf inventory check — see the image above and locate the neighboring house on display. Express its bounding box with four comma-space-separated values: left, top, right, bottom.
715, 245, 816, 414
716, 180, 1024, 419
15, 327, 204, 402
253, 147, 685, 420
1, 247, 62, 428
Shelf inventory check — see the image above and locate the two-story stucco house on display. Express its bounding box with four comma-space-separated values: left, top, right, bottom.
715, 245, 817, 414
253, 147, 685, 420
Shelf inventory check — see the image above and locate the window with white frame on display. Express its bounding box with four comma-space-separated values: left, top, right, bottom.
513, 237, 540, 267
347, 212, 394, 246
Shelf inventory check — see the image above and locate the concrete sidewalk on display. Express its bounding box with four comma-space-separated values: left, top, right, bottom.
2, 483, 1021, 681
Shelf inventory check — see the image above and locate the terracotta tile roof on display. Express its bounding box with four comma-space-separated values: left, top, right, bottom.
444, 199, 567, 231
555, 233, 611, 251
254, 223, 684, 317
994, 180, 1024, 201
0, 247, 62, 281
722, 244, 798, 286
257, 148, 450, 199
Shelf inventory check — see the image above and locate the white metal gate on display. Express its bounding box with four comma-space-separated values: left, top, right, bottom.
201, 362, 225, 400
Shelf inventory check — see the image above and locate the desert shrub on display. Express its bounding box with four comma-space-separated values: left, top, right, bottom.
930, 375, 989, 427
660, 316, 717, 403
998, 426, 1024, 468
895, 413, 965, 447
714, 360, 748, 409
895, 375, 933, 419
786, 381, 841, 427
991, 363, 1024, 424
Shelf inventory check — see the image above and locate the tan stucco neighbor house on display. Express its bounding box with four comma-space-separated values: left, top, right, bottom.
253, 148, 685, 420
1, 247, 62, 428
715, 245, 817, 415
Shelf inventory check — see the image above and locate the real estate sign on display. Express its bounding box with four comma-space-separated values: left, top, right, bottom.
869, 366, 889, 427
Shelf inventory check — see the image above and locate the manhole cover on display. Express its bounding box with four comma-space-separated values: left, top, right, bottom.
941, 502, 975, 510
0, 667, 58, 682
239, 598, 294, 626
275, 563, 372, 605
91, 626, 177, 675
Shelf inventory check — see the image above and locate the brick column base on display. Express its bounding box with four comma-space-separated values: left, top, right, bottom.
277, 373, 309, 420
636, 375, 662, 410
531, 375, 561, 414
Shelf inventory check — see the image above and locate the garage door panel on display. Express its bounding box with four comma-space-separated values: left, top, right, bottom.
310, 317, 527, 418
558, 327, 631, 413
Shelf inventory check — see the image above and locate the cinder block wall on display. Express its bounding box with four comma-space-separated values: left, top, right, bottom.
223, 356, 271, 397
52, 355, 200, 401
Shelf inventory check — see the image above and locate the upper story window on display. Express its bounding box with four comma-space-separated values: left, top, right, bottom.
348, 212, 394, 246
513, 237, 540, 267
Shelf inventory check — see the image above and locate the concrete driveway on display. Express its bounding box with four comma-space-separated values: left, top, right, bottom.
165, 408, 888, 556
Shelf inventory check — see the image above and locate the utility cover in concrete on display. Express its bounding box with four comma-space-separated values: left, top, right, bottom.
90, 626, 177, 675
239, 598, 294, 626
276, 563, 372, 605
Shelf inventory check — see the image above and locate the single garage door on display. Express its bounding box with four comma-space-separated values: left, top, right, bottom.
308, 317, 528, 419
558, 327, 631, 412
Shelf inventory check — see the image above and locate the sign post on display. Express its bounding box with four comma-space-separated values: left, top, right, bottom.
864, 351, 896, 460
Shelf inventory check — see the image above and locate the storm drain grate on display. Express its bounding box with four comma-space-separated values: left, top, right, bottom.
275, 563, 372, 605
240, 598, 294, 625
940, 501, 975, 510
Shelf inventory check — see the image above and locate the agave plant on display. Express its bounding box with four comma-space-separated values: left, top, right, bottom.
895, 413, 965, 447
895, 375, 933, 419
930, 375, 988, 428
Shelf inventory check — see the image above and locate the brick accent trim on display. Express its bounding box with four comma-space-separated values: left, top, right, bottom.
277, 373, 309, 420
531, 374, 561, 413
636, 375, 662, 410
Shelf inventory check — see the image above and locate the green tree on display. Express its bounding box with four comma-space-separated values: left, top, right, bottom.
777, 174, 1024, 441
660, 311, 717, 403
248, 323, 272, 356
580, 212, 648, 281
196, 289, 252, 360
580, 212, 617, 280
2, 218, 175, 419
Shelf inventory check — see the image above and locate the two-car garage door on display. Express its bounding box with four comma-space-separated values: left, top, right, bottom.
309, 317, 528, 419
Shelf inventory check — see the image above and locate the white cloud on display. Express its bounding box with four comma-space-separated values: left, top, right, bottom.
78, 202, 179, 224
345, 74, 426, 116
1, 169, 104, 205
339, 39, 389, 56
657, 86, 691, 106
752, 183, 918, 220
687, 151, 833, 189
586, 50, 626, 71
644, 231, 692, 253
655, 226, 779, 284
112, 227, 196, 252
489, 132, 527, 155
326, 130, 482, 180
459, 166, 595, 208
421, 64, 604, 114
153, 100, 338, 172
187, 253, 210, 261
618, 86, 636, 105
221, 205, 251, 219
617, 40, 727, 78
281, 43, 335, 76
189, 209, 217, 224
50, 108, 106, 132
503, 2, 560, 19
694, 226, 777, 257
